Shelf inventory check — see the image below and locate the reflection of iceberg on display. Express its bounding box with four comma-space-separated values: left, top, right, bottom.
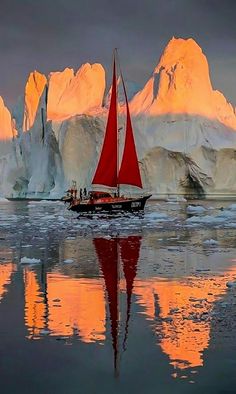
134, 266, 236, 371
24, 270, 47, 338
24, 268, 105, 343
22, 234, 236, 375
47, 275, 105, 342
0, 263, 16, 302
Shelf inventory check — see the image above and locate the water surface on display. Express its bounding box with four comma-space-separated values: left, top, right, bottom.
0, 200, 236, 393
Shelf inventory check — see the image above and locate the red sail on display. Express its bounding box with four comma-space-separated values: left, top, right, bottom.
118, 75, 142, 188
92, 59, 118, 187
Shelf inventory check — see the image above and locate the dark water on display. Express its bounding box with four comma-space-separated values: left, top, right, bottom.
0, 200, 236, 393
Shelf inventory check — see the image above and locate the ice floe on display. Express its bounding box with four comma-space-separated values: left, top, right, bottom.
203, 239, 218, 246
0, 197, 9, 202
226, 281, 236, 288
186, 205, 206, 214
20, 257, 41, 264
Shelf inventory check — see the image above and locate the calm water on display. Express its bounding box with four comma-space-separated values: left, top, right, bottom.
0, 200, 236, 393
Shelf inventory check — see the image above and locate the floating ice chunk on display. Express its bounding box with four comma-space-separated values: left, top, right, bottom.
228, 204, 236, 210
166, 196, 186, 202
217, 210, 236, 218
186, 215, 224, 225
226, 281, 236, 288
203, 239, 218, 246
40, 329, 50, 335
225, 223, 236, 228
146, 212, 172, 221
0, 197, 9, 202
20, 257, 41, 264
40, 215, 56, 220
58, 216, 66, 222
29, 200, 59, 205
186, 205, 206, 214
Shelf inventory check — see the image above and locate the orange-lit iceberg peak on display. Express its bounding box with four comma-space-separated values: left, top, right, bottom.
23, 70, 47, 132
0, 97, 16, 141
130, 37, 236, 130
47, 63, 106, 121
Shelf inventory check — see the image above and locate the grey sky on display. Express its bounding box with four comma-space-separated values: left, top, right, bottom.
1, 0, 236, 107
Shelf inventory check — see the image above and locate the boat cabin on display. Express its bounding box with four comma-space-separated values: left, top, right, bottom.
89, 191, 113, 200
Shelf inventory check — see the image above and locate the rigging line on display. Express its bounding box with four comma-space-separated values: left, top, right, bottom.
114, 50, 120, 180
115, 48, 129, 105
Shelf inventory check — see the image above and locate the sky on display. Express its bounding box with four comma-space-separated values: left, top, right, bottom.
1, 0, 236, 108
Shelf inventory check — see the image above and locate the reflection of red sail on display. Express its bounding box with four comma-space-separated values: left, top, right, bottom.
93, 238, 119, 372
94, 236, 142, 373
119, 236, 141, 349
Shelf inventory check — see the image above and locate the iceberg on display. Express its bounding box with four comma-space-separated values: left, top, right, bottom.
1, 37, 236, 198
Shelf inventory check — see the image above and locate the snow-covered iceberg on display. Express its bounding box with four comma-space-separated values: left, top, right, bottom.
1, 37, 236, 198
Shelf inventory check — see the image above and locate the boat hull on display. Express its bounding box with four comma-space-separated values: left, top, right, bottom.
68, 195, 152, 214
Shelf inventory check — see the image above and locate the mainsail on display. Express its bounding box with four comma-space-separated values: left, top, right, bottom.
92, 59, 118, 187
92, 52, 142, 189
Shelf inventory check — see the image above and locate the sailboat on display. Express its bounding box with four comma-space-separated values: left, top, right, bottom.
64, 51, 151, 214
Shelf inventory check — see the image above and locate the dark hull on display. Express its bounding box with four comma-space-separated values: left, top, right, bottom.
68, 195, 151, 214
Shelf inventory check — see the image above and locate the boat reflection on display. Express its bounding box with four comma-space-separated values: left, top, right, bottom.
24, 236, 141, 374
22, 235, 236, 377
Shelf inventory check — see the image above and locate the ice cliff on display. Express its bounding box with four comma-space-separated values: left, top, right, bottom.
1, 37, 236, 198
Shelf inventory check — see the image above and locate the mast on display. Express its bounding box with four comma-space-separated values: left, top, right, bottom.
117, 127, 123, 198
92, 49, 142, 191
